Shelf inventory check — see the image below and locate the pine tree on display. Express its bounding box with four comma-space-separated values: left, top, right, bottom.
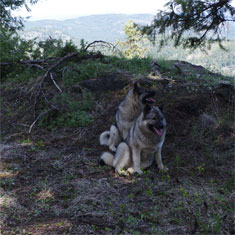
141, 0, 235, 50
0, 0, 38, 32
118, 20, 149, 58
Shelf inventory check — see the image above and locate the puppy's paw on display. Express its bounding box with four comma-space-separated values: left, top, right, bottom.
109, 145, 116, 152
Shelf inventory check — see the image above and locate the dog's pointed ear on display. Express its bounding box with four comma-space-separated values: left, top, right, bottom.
159, 104, 164, 112
143, 104, 151, 116
133, 81, 140, 94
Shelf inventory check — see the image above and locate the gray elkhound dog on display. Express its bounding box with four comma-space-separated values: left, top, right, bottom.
100, 104, 167, 175
99, 82, 156, 151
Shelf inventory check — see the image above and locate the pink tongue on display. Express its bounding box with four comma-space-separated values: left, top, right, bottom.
153, 127, 163, 136
146, 98, 155, 103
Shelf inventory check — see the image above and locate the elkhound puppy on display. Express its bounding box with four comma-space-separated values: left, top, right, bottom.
99, 82, 156, 152
100, 104, 167, 175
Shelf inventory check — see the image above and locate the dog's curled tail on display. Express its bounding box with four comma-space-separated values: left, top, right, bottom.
99, 131, 110, 146
99, 152, 114, 167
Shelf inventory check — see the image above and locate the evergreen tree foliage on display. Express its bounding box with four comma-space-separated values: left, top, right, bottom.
118, 20, 149, 58
0, 30, 79, 82
0, 0, 38, 32
0, 29, 33, 62
141, 0, 235, 49
0, 29, 36, 79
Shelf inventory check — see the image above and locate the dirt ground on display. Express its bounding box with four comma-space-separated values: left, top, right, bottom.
0, 64, 234, 234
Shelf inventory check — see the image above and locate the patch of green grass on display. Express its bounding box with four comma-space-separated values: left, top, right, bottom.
196, 164, 206, 174
0, 97, 4, 109
63, 60, 112, 87
0, 177, 16, 190
187, 72, 225, 87
39, 89, 94, 128
109, 56, 152, 75
159, 170, 171, 182
157, 58, 173, 72
5, 66, 44, 84
52, 110, 93, 128
173, 154, 182, 167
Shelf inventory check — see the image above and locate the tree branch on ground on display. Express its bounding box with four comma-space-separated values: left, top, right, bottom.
29, 108, 55, 133
0, 57, 58, 66
31, 51, 103, 127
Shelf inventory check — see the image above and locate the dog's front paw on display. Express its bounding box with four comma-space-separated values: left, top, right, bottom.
158, 163, 167, 170
127, 167, 143, 175
134, 168, 143, 175
109, 145, 116, 152
159, 165, 168, 172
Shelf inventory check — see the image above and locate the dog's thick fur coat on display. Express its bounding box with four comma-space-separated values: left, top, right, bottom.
100, 104, 167, 175
99, 82, 156, 151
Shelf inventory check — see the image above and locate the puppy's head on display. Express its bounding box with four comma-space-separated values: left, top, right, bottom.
133, 82, 156, 105
143, 104, 166, 136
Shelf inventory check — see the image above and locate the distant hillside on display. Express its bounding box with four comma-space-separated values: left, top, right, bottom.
19, 14, 235, 76
21, 14, 154, 44
20, 13, 235, 44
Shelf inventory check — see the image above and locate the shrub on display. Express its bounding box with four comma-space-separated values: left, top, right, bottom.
39, 90, 94, 128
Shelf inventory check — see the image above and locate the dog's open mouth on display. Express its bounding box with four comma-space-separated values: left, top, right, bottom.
143, 91, 156, 104
153, 127, 163, 136
145, 97, 155, 104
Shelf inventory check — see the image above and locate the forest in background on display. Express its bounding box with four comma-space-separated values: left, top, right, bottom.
19, 14, 235, 77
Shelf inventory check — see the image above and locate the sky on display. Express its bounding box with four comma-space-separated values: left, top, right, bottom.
13, 0, 167, 21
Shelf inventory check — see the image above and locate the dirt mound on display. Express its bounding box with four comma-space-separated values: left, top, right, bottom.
80, 72, 132, 92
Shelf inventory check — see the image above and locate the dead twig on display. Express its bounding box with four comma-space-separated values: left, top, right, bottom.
50, 72, 62, 93
26, 64, 45, 70
152, 60, 162, 77
41, 89, 58, 110
85, 40, 114, 51
174, 64, 186, 75
29, 108, 55, 134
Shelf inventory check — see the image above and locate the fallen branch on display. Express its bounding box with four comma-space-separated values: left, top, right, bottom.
41, 90, 58, 110
39, 52, 103, 89
28, 64, 45, 70
33, 52, 103, 117
29, 108, 55, 134
0, 56, 57, 66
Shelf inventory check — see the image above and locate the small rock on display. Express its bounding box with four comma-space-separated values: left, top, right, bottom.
199, 113, 218, 128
